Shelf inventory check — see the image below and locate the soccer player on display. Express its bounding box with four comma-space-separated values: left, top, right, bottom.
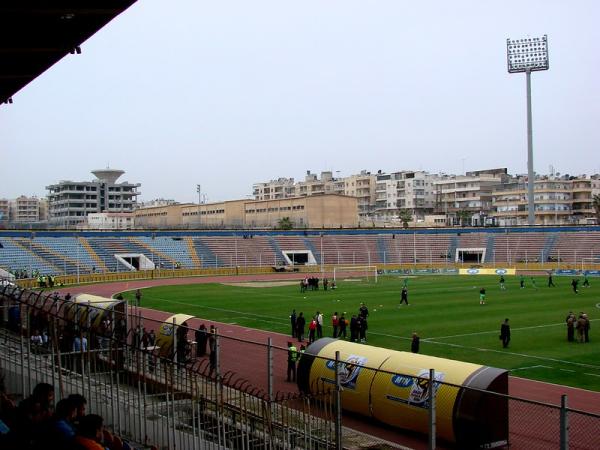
400, 286, 409, 305
548, 272, 556, 287
499, 275, 506, 290
530, 277, 538, 290
479, 287, 486, 305
582, 273, 590, 288
519, 275, 525, 289
571, 278, 579, 294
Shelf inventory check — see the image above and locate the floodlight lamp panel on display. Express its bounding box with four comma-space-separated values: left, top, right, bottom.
506, 34, 549, 73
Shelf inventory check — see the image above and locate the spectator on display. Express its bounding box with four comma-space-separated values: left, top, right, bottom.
47, 398, 77, 446
67, 394, 87, 426
195, 324, 208, 357
73, 414, 106, 450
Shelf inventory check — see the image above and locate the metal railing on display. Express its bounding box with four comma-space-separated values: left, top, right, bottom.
1, 285, 599, 449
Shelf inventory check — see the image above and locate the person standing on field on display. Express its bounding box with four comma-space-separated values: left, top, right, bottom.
582, 274, 590, 288
566, 312, 575, 342
316, 311, 323, 339
331, 312, 339, 338
338, 313, 347, 339
571, 278, 579, 294
296, 312, 306, 343
548, 272, 556, 287
500, 319, 510, 348
499, 275, 506, 290
576, 314, 586, 343
479, 287, 486, 305
411, 332, 420, 353
583, 313, 590, 343
308, 317, 317, 344
400, 286, 409, 305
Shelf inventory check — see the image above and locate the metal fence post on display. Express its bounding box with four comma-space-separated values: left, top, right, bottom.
334, 351, 342, 450
428, 368, 436, 450
267, 337, 273, 402
560, 394, 568, 450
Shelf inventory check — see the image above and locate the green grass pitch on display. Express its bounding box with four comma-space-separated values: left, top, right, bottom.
118, 275, 600, 391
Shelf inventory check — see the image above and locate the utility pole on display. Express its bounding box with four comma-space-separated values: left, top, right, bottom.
196, 184, 201, 229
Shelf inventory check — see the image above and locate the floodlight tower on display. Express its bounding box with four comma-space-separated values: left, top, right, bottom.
507, 35, 549, 226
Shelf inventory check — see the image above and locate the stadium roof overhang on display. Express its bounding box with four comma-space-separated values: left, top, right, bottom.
0, 1, 138, 105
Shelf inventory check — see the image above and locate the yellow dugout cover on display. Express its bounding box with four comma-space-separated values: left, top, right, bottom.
297, 338, 508, 447
155, 313, 194, 357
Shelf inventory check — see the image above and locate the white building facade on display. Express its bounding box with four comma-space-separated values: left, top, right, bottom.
47, 169, 140, 227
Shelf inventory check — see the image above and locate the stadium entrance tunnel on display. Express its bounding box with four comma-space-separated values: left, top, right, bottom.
456, 248, 486, 264
282, 250, 316, 266
297, 338, 508, 449
115, 253, 155, 271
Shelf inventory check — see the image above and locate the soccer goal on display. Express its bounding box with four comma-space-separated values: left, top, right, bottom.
580, 257, 600, 272
332, 265, 378, 283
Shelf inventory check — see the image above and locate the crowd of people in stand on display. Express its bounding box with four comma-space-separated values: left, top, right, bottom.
0, 380, 154, 450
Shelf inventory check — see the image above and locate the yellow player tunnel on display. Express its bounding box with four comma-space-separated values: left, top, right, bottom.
68, 294, 127, 332
155, 313, 194, 358
297, 338, 508, 448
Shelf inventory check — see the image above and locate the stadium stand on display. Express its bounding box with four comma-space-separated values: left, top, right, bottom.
0, 237, 57, 276
2, 227, 600, 277
550, 231, 600, 264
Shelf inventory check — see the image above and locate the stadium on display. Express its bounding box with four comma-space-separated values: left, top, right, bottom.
1, 2, 600, 450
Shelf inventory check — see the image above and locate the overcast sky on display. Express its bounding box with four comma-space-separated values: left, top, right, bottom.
1, 0, 599, 203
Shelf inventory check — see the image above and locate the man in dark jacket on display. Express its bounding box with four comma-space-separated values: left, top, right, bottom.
290, 310, 297, 338
500, 319, 510, 348
411, 332, 420, 353
296, 312, 306, 343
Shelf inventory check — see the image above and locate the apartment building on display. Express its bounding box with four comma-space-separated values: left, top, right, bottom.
253, 170, 369, 213
491, 175, 600, 226
0, 196, 47, 223
253, 178, 296, 201
434, 168, 509, 226
343, 170, 377, 216
47, 169, 140, 227
374, 171, 437, 221
0, 199, 10, 222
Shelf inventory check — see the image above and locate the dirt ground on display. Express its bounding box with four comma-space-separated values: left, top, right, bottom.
220, 281, 299, 288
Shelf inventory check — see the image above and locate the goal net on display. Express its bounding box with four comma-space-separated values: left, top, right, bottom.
579, 257, 600, 272
332, 265, 378, 283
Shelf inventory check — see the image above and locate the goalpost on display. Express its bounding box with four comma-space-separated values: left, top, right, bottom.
332, 265, 378, 283
580, 257, 600, 272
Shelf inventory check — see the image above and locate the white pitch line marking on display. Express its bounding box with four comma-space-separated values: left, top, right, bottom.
369, 331, 600, 370
510, 365, 552, 372
427, 319, 600, 341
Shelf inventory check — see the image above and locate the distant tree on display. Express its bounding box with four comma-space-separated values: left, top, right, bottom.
398, 209, 412, 229
456, 210, 473, 227
593, 195, 600, 224
277, 217, 294, 230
